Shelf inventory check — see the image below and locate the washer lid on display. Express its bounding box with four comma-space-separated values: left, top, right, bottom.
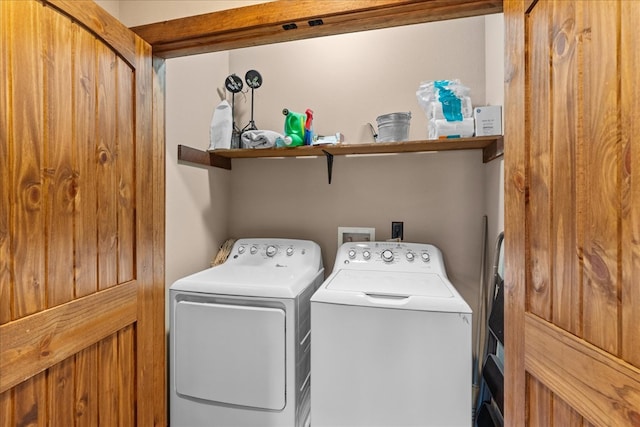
327, 270, 452, 298
314, 269, 471, 313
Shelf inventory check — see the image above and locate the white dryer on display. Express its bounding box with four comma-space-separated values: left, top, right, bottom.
311, 242, 472, 427
170, 238, 324, 427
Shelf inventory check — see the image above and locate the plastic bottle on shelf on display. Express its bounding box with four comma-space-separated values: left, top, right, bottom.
282, 108, 306, 147
304, 108, 314, 145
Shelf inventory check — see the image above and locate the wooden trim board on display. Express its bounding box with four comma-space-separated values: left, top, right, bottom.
0, 282, 138, 393
131, 0, 503, 58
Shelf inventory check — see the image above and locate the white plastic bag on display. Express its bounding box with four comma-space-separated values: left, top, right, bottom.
208, 100, 233, 151
416, 79, 472, 121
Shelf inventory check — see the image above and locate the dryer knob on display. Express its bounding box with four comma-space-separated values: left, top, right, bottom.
266, 245, 277, 257
381, 249, 394, 262
363, 250, 371, 260
250, 245, 258, 255
348, 249, 357, 259
238, 246, 246, 254
406, 252, 415, 261
286, 247, 294, 256
421, 252, 430, 262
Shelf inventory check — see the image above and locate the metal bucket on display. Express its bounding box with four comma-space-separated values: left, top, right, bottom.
375, 112, 411, 142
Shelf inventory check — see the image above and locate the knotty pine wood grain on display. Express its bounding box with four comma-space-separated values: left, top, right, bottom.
0, 282, 137, 393
98, 333, 119, 426
620, 0, 640, 369
118, 326, 136, 427
0, 0, 12, 327
0, 1, 13, 420
47, 357, 74, 426
553, 396, 584, 427
11, 0, 45, 320
74, 343, 99, 427
73, 22, 99, 299
5, 3, 50, 418
3, 1, 164, 424
116, 59, 135, 284
151, 56, 168, 427
133, 35, 166, 426
526, 375, 552, 426
511, 0, 640, 424
45, 8, 76, 308
47, 0, 136, 66
96, 42, 118, 291
580, 0, 620, 355
550, 0, 583, 336
504, 0, 527, 425
0, 389, 11, 427
526, 0, 553, 321
15, 374, 47, 427
525, 313, 640, 426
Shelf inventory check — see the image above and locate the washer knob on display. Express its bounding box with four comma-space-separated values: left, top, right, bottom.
266, 245, 277, 257
363, 250, 371, 260
250, 245, 258, 255
348, 249, 357, 259
406, 252, 415, 261
381, 249, 394, 262
421, 252, 430, 262
286, 247, 294, 256
238, 246, 246, 254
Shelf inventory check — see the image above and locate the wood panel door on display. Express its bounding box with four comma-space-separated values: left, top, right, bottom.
0, 1, 166, 425
504, 0, 640, 425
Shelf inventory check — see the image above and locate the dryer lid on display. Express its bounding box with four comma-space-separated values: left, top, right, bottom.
326, 270, 453, 298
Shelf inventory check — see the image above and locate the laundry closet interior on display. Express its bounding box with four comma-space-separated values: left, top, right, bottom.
134, 0, 505, 419
133, 0, 506, 335
1, 0, 505, 425
4, 1, 640, 425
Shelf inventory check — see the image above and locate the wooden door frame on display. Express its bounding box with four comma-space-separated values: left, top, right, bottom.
504, 0, 527, 425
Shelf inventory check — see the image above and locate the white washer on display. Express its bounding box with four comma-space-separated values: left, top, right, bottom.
170, 238, 324, 427
311, 242, 472, 427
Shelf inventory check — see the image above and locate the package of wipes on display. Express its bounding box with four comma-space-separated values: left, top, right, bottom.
416, 79, 474, 139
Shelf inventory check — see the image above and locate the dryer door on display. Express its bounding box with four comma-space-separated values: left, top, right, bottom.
174, 301, 286, 410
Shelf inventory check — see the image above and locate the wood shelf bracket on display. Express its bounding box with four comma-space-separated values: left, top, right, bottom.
322, 149, 334, 184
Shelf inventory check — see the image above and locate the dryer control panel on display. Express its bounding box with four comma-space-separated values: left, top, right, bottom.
334, 241, 448, 277
228, 238, 323, 271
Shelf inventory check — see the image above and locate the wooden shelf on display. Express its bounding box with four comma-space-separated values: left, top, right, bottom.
177, 136, 503, 170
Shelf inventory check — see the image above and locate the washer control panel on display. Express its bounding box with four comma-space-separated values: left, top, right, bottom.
334, 241, 446, 275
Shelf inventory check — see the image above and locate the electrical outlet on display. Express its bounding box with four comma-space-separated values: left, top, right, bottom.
391, 221, 404, 240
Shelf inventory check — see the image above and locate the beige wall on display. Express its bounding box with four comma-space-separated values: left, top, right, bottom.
484, 13, 505, 281
95, 0, 119, 18
115, 0, 272, 27
226, 19, 495, 336
224, 17, 490, 318
97, 1, 505, 342
228, 151, 486, 303
165, 52, 232, 285
229, 17, 486, 142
